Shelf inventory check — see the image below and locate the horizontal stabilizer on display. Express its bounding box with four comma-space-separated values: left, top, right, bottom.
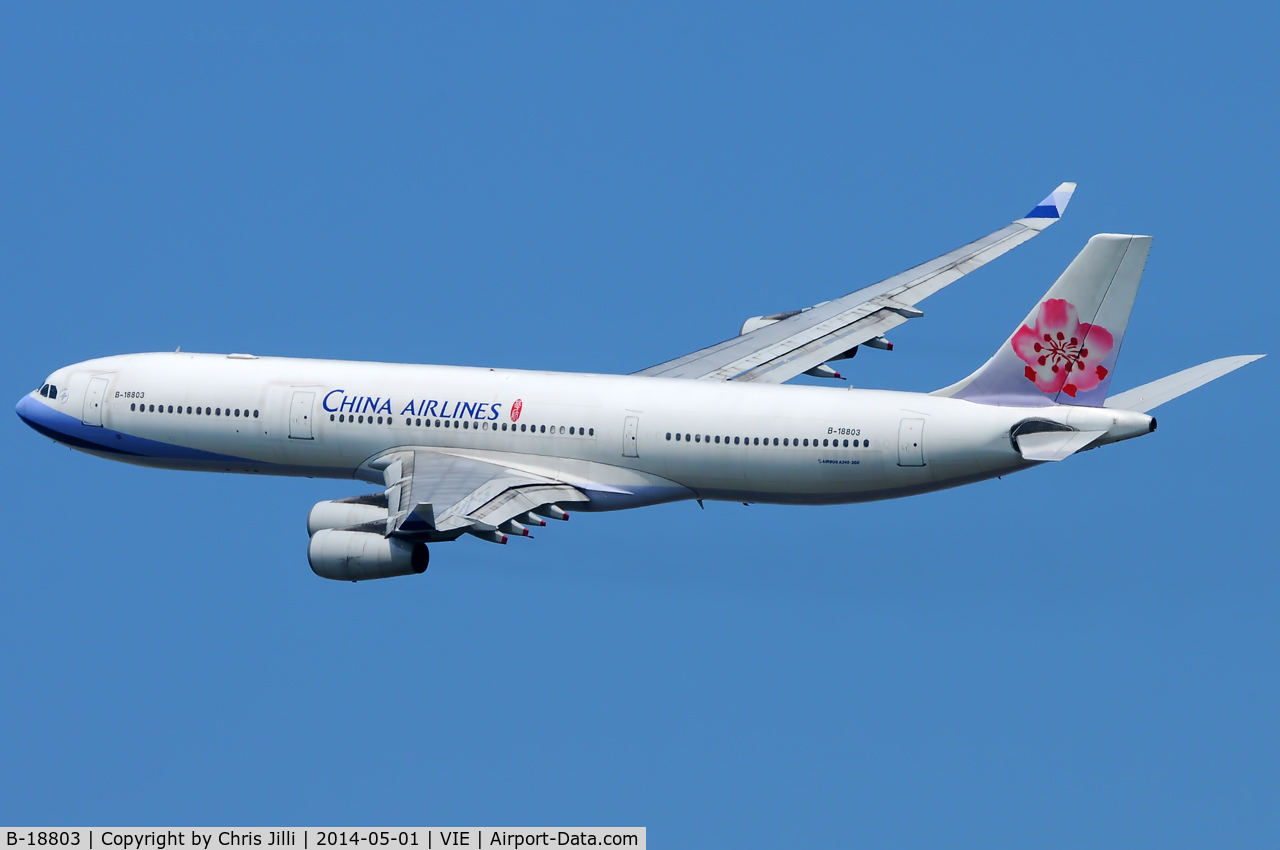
1017, 429, 1105, 461
1104, 355, 1265, 413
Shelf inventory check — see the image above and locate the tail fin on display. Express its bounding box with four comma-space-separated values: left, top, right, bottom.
934, 234, 1151, 407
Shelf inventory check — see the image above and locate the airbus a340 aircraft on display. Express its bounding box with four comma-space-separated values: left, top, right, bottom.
18, 183, 1264, 581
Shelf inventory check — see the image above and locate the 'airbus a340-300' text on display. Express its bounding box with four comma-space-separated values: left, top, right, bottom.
18, 183, 1264, 580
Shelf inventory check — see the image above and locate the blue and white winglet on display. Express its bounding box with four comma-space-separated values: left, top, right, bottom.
1022, 182, 1077, 228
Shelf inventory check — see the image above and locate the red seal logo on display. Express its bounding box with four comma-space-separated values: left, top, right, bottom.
510, 399, 523, 422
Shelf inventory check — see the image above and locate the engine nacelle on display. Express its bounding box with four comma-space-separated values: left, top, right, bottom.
308, 529, 429, 582
307, 500, 389, 536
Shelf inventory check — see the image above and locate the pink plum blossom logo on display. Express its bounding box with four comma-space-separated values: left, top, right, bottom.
1011, 298, 1114, 397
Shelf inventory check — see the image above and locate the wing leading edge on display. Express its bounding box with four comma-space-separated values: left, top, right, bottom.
634, 182, 1076, 383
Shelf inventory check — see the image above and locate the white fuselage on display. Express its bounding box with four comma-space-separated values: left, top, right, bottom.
21, 352, 1155, 511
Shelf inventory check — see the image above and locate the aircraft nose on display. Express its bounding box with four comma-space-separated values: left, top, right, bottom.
16, 392, 45, 433
15, 391, 67, 444
16, 392, 37, 425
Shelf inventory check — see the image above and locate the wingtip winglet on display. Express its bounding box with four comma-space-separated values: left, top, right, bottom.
1025, 181, 1077, 220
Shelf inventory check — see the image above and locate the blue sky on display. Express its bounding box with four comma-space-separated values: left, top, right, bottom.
1, 3, 1276, 845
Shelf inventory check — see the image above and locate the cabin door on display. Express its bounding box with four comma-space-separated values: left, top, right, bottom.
289, 391, 316, 440
81, 376, 109, 426
897, 418, 925, 466
623, 415, 639, 457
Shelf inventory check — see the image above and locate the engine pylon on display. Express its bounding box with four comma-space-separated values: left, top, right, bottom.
466, 527, 508, 545
864, 335, 893, 350
499, 519, 532, 537
803, 363, 843, 380
533, 504, 570, 521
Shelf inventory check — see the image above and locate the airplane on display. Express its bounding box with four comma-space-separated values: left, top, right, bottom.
16, 183, 1264, 581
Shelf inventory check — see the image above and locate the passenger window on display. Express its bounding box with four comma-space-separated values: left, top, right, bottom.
666, 432, 672, 440
150, 405, 156, 412
589, 428, 594, 436
734, 437, 740, 445
559, 426, 565, 434
215, 408, 221, 415
694, 434, 700, 443
502, 423, 507, 431
823, 439, 829, 447
843, 439, 848, 447
714, 435, 720, 443
675, 433, 681, 441
130, 403, 136, 411
540, 425, 546, 433
803, 439, 808, 446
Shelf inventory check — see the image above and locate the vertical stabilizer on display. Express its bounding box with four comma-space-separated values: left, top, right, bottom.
935, 234, 1151, 406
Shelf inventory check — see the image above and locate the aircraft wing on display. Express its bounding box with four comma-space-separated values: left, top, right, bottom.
371, 448, 588, 543
634, 182, 1076, 383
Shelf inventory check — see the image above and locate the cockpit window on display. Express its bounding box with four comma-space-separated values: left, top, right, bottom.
48, 385, 56, 398
39, 385, 49, 397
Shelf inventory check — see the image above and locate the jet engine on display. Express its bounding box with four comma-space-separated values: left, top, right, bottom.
307, 498, 389, 535
308, 529, 429, 582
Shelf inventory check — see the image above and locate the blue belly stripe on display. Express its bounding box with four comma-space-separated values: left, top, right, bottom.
15, 394, 265, 464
